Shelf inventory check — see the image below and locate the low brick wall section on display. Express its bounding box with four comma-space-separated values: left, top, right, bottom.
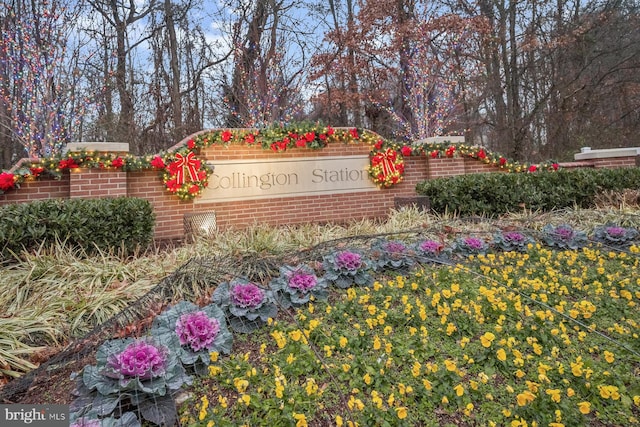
1, 141, 638, 241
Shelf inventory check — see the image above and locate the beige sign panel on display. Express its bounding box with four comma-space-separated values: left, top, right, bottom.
196, 155, 378, 203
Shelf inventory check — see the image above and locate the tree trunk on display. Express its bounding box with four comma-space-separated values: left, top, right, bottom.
164, 0, 182, 136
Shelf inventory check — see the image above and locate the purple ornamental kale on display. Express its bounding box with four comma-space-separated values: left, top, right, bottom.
419, 240, 442, 253
335, 251, 363, 270
555, 226, 574, 240
503, 232, 525, 242
231, 283, 265, 308
107, 340, 166, 379
464, 237, 485, 250
384, 241, 407, 253
288, 272, 317, 292
175, 311, 220, 352
605, 226, 626, 237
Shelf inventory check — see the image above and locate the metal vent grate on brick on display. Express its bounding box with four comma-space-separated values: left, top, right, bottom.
184, 211, 217, 240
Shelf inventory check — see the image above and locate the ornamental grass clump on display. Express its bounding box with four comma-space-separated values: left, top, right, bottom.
151, 301, 233, 376
451, 236, 489, 257
322, 249, 373, 288
542, 223, 588, 250
591, 223, 639, 248
492, 230, 535, 252
269, 264, 328, 309
212, 279, 278, 333
369, 239, 415, 275
71, 338, 191, 426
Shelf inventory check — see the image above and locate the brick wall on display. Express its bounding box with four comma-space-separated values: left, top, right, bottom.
593, 157, 637, 168
1, 142, 637, 241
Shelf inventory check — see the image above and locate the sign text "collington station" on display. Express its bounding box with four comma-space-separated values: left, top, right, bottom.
197, 156, 378, 203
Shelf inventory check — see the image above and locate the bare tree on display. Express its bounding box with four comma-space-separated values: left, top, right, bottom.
221, 0, 312, 127
0, 0, 85, 167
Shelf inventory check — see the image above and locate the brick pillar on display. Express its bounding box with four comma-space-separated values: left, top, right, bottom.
69, 168, 128, 199
65, 142, 130, 199
592, 157, 637, 168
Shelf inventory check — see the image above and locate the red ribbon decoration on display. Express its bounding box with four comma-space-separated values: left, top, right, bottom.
373, 148, 399, 179
173, 152, 201, 185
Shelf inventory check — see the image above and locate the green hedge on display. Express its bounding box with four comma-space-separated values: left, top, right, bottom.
415, 168, 640, 216
0, 197, 155, 259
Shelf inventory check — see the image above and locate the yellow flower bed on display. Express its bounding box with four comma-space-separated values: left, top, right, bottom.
183, 244, 640, 426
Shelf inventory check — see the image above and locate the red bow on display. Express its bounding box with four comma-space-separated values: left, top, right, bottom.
372, 148, 399, 178
173, 152, 200, 185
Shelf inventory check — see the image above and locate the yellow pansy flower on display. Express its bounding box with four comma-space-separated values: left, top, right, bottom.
363, 373, 372, 385
578, 401, 591, 414
395, 407, 408, 420
412, 361, 421, 377
293, 412, 308, 427
371, 390, 384, 409
480, 332, 496, 347
217, 394, 228, 408
497, 348, 507, 361
446, 322, 457, 335
545, 388, 561, 403
198, 395, 209, 421
516, 390, 536, 406
270, 330, 287, 349
603, 350, 615, 363
347, 396, 364, 411
373, 336, 381, 350
464, 403, 474, 416
275, 379, 285, 398
290, 329, 303, 341
444, 359, 457, 372
234, 378, 249, 393
305, 378, 318, 396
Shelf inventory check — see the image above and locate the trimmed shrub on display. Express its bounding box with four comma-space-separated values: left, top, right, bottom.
416, 168, 640, 216
0, 197, 155, 259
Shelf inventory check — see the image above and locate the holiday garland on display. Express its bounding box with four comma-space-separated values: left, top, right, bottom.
0, 123, 559, 199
